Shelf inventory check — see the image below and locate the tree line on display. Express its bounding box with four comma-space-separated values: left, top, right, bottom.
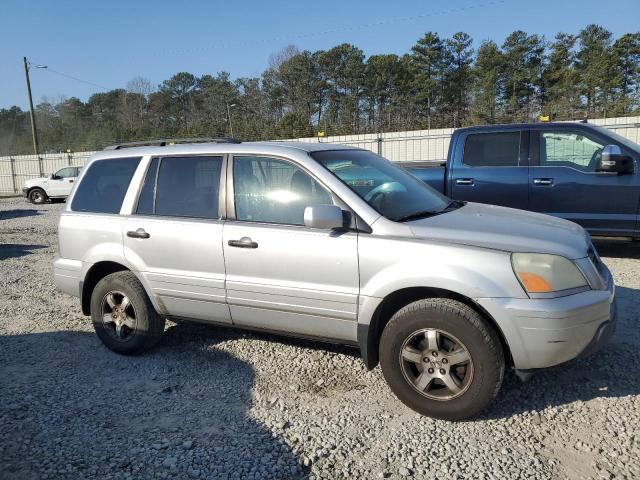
1, 24, 638, 155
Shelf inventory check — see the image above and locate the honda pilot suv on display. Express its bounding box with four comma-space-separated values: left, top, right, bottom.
53, 139, 616, 420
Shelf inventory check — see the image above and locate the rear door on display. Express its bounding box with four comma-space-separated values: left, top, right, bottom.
528, 126, 639, 236
449, 129, 529, 209
123, 155, 230, 323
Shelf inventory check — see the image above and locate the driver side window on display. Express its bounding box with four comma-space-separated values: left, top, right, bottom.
233, 156, 332, 226
540, 131, 605, 172
55, 167, 76, 179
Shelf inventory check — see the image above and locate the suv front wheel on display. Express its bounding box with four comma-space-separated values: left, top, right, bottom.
90, 271, 165, 354
379, 298, 504, 420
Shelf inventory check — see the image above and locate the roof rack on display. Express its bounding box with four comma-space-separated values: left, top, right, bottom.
103, 137, 241, 150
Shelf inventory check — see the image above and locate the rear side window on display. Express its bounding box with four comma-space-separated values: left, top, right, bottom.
463, 132, 521, 167
136, 156, 223, 219
71, 157, 141, 214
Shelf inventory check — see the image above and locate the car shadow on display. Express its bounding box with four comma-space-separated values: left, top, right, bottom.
484, 284, 640, 420
0, 244, 47, 261
592, 238, 640, 259
0, 209, 41, 221
0, 330, 310, 479
164, 320, 361, 359
165, 281, 640, 423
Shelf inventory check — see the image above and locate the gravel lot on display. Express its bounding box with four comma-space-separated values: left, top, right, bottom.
1, 197, 639, 480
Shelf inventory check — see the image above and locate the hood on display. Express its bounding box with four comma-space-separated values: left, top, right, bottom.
24, 177, 48, 187
408, 202, 589, 259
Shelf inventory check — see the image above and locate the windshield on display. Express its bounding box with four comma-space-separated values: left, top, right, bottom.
311, 149, 451, 221
592, 125, 640, 154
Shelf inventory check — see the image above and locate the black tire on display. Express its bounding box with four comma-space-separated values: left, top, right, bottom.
28, 188, 47, 204
379, 298, 504, 421
90, 271, 165, 354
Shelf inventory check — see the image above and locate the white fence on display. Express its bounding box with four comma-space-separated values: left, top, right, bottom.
1, 116, 639, 194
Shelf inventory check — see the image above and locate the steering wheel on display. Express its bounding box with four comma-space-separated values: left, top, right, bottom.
364, 182, 405, 208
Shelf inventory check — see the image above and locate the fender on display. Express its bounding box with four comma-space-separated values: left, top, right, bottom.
355, 236, 525, 369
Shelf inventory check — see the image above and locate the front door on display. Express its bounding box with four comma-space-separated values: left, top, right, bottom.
123, 155, 230, 323
48, 167, 78, 196
528, 128, 639, 236
222, 155, 360, 341
449, 130, 529, 210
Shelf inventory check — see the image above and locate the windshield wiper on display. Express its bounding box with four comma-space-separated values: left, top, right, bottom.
394, 210, 441, 222
443, 200, 466, 211
395, 201, 466, 222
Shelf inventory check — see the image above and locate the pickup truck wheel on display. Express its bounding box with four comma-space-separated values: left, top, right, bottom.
90, 271, 165, 355
28, 188, 47, 204
379, 298, 504, 420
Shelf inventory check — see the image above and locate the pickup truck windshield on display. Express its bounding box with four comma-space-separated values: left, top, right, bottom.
312, 149, 451, 221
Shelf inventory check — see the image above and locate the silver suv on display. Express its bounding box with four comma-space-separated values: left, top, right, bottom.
53, 139, 616, 420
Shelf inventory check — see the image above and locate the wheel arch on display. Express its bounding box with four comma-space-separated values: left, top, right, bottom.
81, 261, 132, 315
358, 286, 513, 371
27, 186, 48, 199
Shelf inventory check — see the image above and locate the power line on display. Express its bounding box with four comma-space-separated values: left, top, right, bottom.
31, 63, 112, 92
143, 0, 508, 59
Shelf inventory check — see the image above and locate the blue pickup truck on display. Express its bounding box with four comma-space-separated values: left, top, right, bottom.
401, 122, 640, 239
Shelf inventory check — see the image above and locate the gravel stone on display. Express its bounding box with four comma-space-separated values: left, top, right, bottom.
1, 198, 640, 480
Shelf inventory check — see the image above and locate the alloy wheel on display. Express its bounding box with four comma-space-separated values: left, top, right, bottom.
101, 290, 137, 341
399, 328, 474, 401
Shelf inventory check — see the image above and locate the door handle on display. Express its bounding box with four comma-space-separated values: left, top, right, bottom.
533, 178, 553, 186
127, 228, 150, 239
69, 179, 74, 183
228, 237, 258, 249
456, 178, 474, 186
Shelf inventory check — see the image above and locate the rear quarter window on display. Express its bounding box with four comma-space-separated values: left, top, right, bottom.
71, 157, 141, 214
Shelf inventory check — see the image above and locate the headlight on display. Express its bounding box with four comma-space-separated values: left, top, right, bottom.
511, 253, 588, 294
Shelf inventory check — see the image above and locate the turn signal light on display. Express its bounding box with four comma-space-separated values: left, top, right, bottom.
517, 272, 553, 293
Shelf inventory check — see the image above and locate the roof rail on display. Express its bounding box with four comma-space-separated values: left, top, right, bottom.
103, 137, 241, 150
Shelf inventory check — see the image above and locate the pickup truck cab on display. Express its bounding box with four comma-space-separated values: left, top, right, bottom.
53, 139, 615, 420
23, 166, 82, 204
404, 122, 640, 239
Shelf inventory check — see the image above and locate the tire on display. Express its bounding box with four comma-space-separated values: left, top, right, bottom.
28, 188, 47, 204
90, 271, 165, 355
379, 298, 504, 421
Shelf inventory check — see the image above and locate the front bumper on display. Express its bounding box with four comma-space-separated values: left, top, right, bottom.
22, 187, 29, 198
477, 267, 616, 370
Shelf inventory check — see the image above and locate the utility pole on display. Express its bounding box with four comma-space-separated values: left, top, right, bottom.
23, 57, 40, 158
226, 103, 236, 137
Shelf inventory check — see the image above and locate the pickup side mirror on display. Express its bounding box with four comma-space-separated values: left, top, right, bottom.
596, 145, 634, 174
50, 174, 57, 180
304, 204, 345, 230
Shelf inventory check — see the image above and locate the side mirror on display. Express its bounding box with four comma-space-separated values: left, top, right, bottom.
597, 145, 634, 174
50, 174, 56, 180
304, 204, 345, 230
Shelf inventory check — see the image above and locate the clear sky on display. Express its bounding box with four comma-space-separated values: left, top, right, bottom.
2, 0, 639, 109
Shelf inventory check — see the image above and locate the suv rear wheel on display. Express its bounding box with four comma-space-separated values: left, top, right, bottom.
28, 188, 47, 204
90, 271, 165, 354
379, 298, 504, 420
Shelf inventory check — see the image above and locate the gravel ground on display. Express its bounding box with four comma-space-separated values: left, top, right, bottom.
1, 197, 639, 480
